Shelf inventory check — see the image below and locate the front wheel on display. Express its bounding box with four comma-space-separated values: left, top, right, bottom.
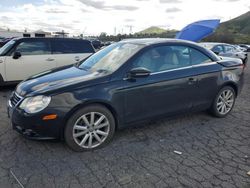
210, 86, 236, 118
64, 105, 116, 152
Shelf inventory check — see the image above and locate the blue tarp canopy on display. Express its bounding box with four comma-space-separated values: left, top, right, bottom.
175, 19, 220, 42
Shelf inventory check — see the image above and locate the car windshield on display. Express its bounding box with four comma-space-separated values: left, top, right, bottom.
0, 39, 16, 56
78, 42, 143, 73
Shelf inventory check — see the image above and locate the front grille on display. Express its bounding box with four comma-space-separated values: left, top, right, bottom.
10, 92, 22, 107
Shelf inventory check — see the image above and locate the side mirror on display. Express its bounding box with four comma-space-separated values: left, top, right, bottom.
127, 67, 151, 79
13, 51, 21, 59
212, 50, 220, 55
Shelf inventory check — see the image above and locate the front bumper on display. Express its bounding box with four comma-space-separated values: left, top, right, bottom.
8, 102, 65, 140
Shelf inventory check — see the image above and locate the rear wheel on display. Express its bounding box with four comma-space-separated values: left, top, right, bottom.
64, 105, 115, 151
210, 86, 236, 118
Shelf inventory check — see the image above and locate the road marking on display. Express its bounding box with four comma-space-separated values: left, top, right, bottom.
10, 169, 24, 188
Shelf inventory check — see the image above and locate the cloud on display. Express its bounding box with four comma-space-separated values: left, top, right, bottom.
166, 7, 181, 13
76, 0, 105, 9
0, 0, 248, 36
76, 0, 138, 11
213, 0, 241, 2
160, 0, 182, 3
107, 5, 138, 11
124, 19, 135, 22
45, 8, 68, 13
0, 16, 14, 22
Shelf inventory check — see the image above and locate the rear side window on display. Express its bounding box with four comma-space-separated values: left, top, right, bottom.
52, 40, 94, 54
15, 41, 51, 55
189, 48, 212, 65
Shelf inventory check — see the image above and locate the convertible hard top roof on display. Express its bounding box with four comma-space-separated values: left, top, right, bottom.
122, 38, 220, 62
122, 38, 198, 46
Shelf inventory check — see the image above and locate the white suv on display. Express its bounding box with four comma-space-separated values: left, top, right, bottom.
0, 38, 95, 85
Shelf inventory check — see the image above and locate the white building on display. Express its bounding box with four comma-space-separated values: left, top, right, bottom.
0, 28, 52, 38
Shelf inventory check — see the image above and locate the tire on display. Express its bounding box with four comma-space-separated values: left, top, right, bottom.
243, 57, 248, 66
210, 86, 236, 118
0, 74, 4, 86
64, 104, 116, 152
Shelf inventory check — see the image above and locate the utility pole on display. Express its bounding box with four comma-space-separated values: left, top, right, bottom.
125, 25, 134, 34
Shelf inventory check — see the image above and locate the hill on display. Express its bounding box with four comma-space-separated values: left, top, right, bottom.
205, 11, 250, 43
136, 26, 178, 38
138, 26, 168, 34
218, 11, 250, 35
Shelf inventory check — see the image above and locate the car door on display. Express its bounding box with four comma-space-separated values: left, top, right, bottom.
5, 39, 56, 81
188, 47, 221, 108
51, 39, 94, 68
120, 45, 199, 124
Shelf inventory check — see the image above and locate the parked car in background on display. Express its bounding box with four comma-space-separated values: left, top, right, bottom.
8, 39, 244, 151
89, 38, 102, 50
200, 42, 248, 65
103, 41, 113, 46
238, 44, 250, 52
0, 37, 16, 48
0, 37, 5, 42
0, 37, 95, 85
234, 45, 247, 52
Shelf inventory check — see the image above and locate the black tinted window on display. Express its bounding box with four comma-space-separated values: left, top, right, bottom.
15, 41, 50, 55
132, 45, 191, 73
52, 40, 94, 54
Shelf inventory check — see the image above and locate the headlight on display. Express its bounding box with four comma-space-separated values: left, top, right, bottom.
19, 95, 51, 114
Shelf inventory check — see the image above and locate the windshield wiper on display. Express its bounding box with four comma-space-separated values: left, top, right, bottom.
96, 69, 109, 73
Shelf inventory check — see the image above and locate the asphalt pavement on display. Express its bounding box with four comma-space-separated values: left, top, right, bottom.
0, 60, 249, 188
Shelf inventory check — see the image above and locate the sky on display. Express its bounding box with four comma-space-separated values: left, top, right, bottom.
0, 0, 249, 36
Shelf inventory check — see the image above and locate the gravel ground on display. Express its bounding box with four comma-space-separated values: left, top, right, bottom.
0, 61, 250, 188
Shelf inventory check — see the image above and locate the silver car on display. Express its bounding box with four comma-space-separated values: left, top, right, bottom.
200, 42, 248, 64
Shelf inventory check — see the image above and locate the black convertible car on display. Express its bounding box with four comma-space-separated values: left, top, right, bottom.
8, 39, 245, 151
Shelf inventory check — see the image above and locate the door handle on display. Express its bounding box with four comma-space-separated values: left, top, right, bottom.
188, 77, 197, 84
75, 56, 80, 61
46, 58, 55, 61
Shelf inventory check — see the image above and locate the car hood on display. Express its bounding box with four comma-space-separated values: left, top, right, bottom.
16, 65, 110, 97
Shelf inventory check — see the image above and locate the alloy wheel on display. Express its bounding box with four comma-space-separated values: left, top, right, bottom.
216, 89, 235, 115
72, 112, 110, 149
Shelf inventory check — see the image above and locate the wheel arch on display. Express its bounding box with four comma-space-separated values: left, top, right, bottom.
220, 81, 238, 97
62, 100, 120, 139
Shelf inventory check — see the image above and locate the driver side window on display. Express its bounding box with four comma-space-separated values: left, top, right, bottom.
132, 45, 192, 73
